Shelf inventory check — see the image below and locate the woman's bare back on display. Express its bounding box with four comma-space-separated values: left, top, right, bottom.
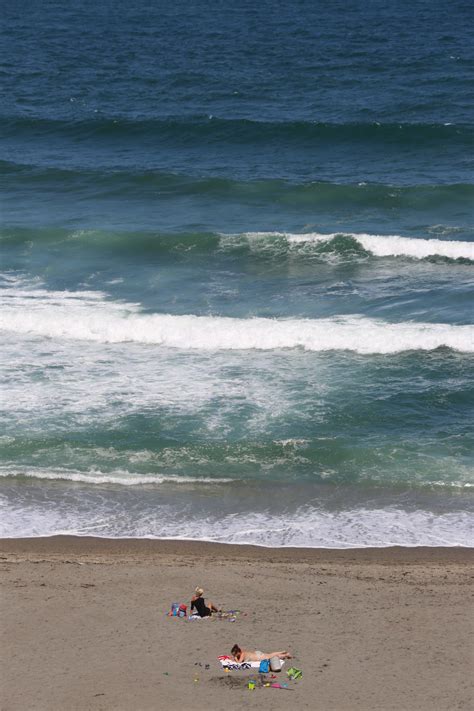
239, 649, 291, 662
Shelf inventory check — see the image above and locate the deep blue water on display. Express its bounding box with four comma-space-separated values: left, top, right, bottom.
0, 0, 473, 545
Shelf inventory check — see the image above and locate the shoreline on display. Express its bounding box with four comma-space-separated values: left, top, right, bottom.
1, 535, 473, 563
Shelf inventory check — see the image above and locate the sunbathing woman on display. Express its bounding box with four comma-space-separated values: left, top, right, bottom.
230, 644, 291, 663
190, 587, 220, 617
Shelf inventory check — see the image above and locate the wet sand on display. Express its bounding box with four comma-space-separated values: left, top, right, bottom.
1, 537, 472, 710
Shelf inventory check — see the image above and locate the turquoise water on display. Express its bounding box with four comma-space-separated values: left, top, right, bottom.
0, 0, 473, 545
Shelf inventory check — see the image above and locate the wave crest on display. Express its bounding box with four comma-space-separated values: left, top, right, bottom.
1, 285, 472, 353
221, 231, 474, 262
2, 226, 473, 263
0, 465, 232, 486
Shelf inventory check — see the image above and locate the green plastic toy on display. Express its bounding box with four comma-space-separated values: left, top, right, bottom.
287, 666, 303, 680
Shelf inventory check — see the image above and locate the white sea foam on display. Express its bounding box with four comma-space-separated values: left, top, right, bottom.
231, 231, 474, 260
1, 464, 470, 489
1, 324, 299, 433
0, 465, 233, 486
0, 285, 472, 353
0, 494, 472, 547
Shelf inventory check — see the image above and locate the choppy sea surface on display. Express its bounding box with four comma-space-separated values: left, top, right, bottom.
1, 0, 473, 546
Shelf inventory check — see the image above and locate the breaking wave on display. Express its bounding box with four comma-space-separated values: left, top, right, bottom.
2, 226, 473, 263
1, 284, 473, 353
221, 231, 474, 262
0, 465, 232, 486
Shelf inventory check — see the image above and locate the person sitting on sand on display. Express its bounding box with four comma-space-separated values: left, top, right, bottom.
230, 644, 291, 663
190, 587, 220, 617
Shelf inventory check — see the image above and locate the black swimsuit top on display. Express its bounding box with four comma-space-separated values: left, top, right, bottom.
191, 596, 210, 617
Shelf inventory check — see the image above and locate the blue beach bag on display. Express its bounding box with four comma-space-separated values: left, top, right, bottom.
258, 659, 270, 673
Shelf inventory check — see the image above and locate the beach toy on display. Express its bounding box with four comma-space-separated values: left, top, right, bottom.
248, 680, 255, 690
270, 656, 281, 672
287, 666, 303, 680
270, 683, 293, 691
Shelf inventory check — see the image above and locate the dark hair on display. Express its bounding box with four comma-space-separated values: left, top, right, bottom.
231, 644, 241, 656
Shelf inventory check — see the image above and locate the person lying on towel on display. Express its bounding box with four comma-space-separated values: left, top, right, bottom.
230, 644, 291, 662
190, 586, 220, 617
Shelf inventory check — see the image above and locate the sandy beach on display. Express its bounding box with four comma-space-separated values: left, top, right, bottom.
0, 537, 472, 710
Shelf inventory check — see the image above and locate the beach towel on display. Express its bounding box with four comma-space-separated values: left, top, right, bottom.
188, 610, 239, 621
218, 655, 284, 671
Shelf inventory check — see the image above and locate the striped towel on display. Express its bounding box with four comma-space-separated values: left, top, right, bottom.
218, 655, 284, 671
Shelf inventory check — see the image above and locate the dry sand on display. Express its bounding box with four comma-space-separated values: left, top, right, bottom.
0, 537, 472, 711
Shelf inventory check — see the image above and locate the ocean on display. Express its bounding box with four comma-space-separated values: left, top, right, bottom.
1, 0, 473, 546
